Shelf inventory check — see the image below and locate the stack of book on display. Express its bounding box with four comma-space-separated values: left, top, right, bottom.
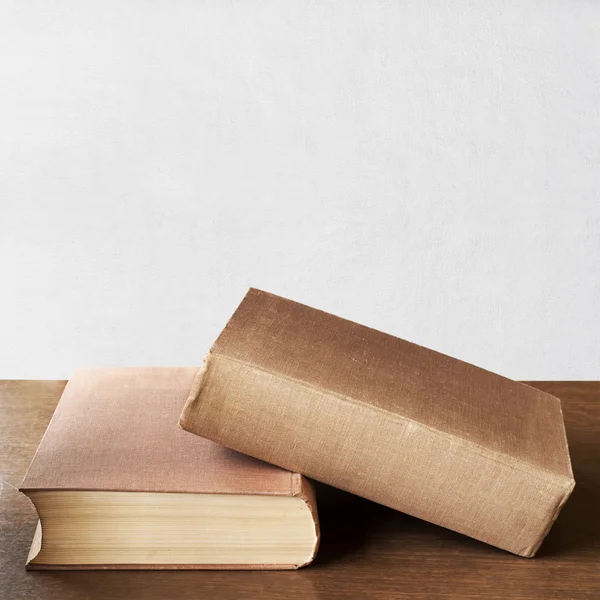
21, 289, 575, 569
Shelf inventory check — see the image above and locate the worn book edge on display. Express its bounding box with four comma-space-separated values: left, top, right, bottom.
180, 352, 575, 558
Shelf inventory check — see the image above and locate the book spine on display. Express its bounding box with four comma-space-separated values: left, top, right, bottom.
180, 353, 574, 557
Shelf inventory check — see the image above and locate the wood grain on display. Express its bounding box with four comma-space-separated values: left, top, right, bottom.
1, 380, 598, 599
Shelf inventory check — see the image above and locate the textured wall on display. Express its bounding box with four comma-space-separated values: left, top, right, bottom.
1, 1, 599, 379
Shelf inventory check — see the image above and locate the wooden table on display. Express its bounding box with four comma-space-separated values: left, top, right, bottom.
1, 381, 598, 599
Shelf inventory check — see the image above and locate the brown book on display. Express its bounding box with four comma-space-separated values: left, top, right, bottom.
180, 288, 575, 558
20, 367, 319, 570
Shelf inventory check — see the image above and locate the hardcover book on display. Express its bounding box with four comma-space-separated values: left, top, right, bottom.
180, 288, 575, 557
20, 367, 319, 569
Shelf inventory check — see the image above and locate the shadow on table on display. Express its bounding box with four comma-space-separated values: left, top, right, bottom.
310, 482, 374, 566
536, 427, 600, 558
311, 481, 504, 565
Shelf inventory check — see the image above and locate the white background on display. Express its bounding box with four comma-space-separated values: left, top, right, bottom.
1, 1, 599, 380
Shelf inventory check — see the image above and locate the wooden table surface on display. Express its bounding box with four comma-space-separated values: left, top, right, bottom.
1, 380, 598, 599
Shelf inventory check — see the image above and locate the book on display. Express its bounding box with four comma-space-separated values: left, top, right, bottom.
20, 367, 319, 570
179, 288, 575, 558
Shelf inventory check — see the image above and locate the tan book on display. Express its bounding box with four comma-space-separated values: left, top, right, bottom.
180, 288, 575, 558
20, 367, 319, 570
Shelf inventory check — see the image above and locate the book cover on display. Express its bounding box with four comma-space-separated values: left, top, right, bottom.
21, 367, 319, 569
180, 288, 574, 557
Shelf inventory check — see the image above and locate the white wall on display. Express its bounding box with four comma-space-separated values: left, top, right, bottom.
1, 1, 599, 380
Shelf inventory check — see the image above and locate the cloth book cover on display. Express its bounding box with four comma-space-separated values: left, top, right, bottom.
180, 288, 574, 558
20, 367, 319, 569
